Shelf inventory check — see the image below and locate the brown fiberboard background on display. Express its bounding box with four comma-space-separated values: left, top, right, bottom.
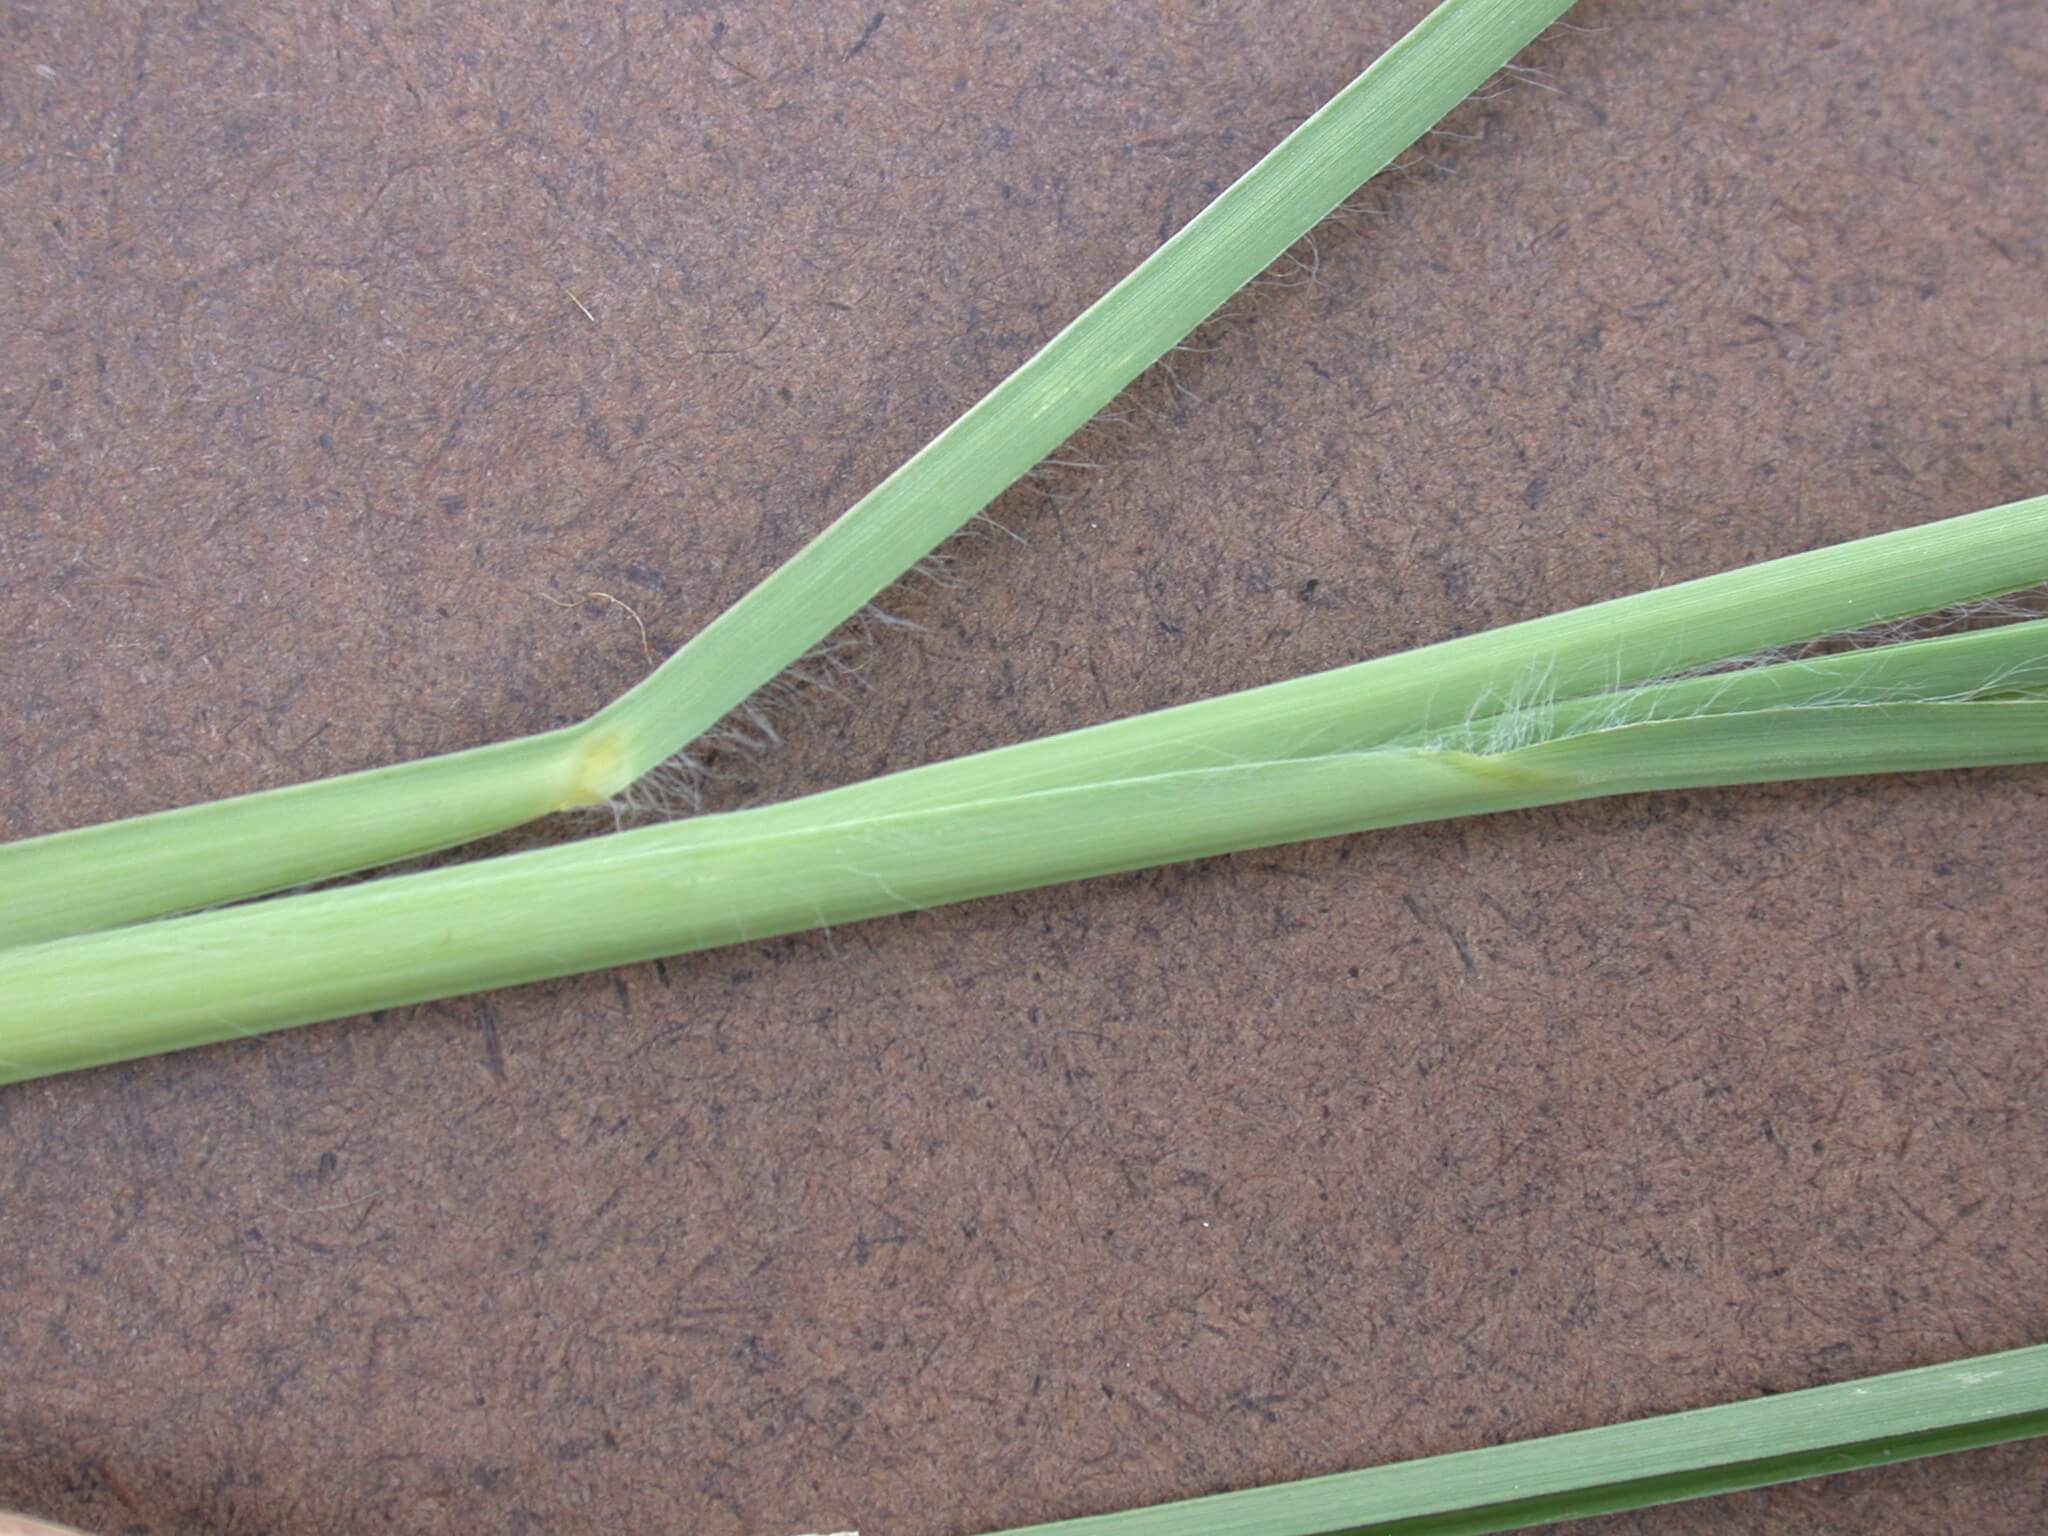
3, 2, 2046, 1532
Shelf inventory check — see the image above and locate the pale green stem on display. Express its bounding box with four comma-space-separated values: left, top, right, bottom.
4, 694, 2046, 1086
0, 727, 593, 955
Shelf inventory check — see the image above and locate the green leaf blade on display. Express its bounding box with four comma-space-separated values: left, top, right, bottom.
981, 1346, 2048, 1534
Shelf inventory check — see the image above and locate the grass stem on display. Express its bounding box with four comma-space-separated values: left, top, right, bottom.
5, 494, 2047, 1082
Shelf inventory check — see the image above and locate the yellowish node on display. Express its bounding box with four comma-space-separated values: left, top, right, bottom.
561, 729, 634, 808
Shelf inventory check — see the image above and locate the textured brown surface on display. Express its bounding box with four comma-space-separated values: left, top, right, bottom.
3, 2, 2046, 1533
